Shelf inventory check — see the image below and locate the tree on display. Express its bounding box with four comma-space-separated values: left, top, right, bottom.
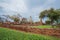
0, 17, 3, 23
39, 8, 60, 25
39, 10, 48, 25
21, 17, 27, 24
45, 20, 51, 25
0, 15, 10, 22
9, 15, 20, 22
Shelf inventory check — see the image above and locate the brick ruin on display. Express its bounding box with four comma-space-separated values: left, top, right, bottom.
0, 23, 60, 38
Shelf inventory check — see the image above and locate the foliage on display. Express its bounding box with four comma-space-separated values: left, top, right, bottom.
13, 17, 20, 22
9, 15, 20, 22
39, 8, 60, 24
0, 27, 60, 40
45, 20, 51, 25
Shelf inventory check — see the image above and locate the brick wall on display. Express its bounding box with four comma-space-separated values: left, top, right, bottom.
1, 23, 60, 38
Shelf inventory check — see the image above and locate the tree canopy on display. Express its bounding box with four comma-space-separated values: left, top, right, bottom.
39, 8, 60, 24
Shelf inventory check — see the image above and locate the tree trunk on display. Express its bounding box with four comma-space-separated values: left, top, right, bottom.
40, 18, 43, 25
51, 19, 54, 28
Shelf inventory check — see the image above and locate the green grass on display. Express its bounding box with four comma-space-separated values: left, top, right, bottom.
0, 27, 60, 40
32, 25, 56, 28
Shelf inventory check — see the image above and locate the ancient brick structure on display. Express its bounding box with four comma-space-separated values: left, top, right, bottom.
1, 23, 60, 38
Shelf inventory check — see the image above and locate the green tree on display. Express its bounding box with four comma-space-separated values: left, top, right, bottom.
45, 20, 51, 25
9, 15, 20, 22
39, 10, 48, 25
39, 8, 60, 25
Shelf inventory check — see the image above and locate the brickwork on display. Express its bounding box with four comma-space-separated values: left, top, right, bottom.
0, 23, 60, 38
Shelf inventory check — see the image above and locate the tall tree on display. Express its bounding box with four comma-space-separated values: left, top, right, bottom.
39, 8, 60, 25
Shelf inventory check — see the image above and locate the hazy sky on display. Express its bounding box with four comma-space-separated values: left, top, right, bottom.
0, 0, 60, 22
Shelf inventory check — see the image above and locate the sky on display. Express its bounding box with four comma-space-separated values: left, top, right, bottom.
0, 0, 60, 22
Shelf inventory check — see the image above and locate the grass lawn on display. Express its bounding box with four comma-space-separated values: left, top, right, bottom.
0, 27, 60, 40
32, 25, 56, 28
